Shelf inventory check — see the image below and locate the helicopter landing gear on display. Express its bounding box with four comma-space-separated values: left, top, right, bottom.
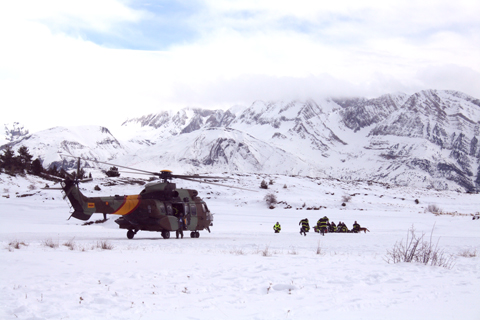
161, 231, 170, 239
190, 231, 200, 238
127, 229, 138, 239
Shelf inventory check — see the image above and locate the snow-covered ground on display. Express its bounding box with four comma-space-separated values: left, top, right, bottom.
1, 173, 479, 319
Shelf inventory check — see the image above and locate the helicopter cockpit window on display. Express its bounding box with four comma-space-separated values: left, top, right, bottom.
202, 203, 209, 213
166, 204, 173, 215
158, 203, 166, 215
190, 204, 197, 216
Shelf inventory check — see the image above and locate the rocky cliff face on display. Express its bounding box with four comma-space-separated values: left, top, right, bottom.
335, 93, 409, 132
364, 90, 480, 190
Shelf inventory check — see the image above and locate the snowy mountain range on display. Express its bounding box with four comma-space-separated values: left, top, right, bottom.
2, 89, 479, 192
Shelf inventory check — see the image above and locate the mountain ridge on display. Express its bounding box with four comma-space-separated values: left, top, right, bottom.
2, 89, 479, 191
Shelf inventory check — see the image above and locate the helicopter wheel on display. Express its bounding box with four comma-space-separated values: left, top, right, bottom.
190, 231, 200, 238
161, 231, 170, 239
127, 230, 135, 239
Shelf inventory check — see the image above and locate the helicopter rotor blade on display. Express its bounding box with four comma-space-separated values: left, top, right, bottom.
118, 171, 155, 176
61, 154, 251, 187
62, 154, 158, 176
40, 173, 64, 182
76, 157, 81, 179
179, 177, 257, 192
173, 174, 232, 180
63, 184, 74, 200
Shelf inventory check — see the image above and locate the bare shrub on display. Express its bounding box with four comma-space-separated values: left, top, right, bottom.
458, 248, 477, 258
8, 240, 28, 250
288, 247, 298, 255
230, 248, 245, 255
341, 195, 352, 203
260, 245, 271, 257
316, 241, 324, 255
433, 211, 470, 217
28, 184, 36, 191
63, 238, 76, 250
97, 240, 114, 250
384, 225, 455, 269
264, 193, 277, 207
425, 204, 442, 214
42, 238, 59, 249
260, 180, 268, 189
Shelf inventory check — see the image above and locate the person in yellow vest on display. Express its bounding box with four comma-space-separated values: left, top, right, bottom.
299, 218, 310, 236
273, 222, 281, 233
352, 221, 360, 233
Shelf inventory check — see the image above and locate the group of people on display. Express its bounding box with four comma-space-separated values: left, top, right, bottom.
273, 217, 365, 236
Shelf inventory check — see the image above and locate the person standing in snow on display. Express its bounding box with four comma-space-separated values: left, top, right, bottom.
299, 218, 310, 236
273, 222, 281, 233
176, 215, 184, 239
318, 216, 329, 235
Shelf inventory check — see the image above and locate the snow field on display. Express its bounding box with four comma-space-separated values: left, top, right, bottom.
0, 173, 479, 319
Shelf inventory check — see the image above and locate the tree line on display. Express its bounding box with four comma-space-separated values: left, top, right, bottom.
0, 146, 42, 175
0, 146, 90, 179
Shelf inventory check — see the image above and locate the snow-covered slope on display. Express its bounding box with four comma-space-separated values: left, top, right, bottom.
2, 126, 127, 170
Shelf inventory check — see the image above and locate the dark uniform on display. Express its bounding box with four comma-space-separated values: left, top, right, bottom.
352, 221, 360, 233
175, 206, 184, 239
319, 216, 329, 235
176, 217, 184, 239
329, 222, 337, 233
337, 222, 347, 233
315, 219, 322, 233
299, 218, 310, 236
273, 222, 281, 233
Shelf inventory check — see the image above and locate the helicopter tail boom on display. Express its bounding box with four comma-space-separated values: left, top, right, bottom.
63, 179, 96, 221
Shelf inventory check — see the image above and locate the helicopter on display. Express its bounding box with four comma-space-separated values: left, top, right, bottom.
46, 155, 250, 239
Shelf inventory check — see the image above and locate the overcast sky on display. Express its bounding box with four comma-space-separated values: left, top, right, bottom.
1, 0, 479, 133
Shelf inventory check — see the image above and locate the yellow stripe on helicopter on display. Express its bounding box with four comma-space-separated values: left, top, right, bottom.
113, 195, 141, 216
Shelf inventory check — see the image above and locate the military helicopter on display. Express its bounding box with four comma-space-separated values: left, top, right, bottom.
47, 155, 249, 239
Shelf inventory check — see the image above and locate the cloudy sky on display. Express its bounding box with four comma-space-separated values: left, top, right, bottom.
1, 0, 479, 133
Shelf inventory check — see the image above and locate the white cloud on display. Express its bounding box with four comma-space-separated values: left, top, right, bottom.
0, 0, 479, 133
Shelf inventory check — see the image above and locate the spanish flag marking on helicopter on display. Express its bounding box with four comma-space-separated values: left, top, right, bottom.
113, 195, 141, 216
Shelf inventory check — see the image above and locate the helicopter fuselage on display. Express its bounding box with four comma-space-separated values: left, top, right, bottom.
62, 179, 213, 239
